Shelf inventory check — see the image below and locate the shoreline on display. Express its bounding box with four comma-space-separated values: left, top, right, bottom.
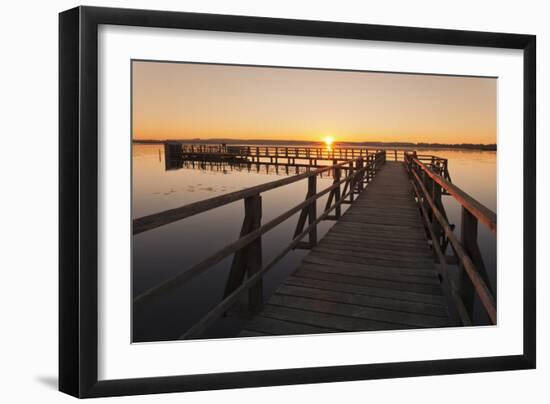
132, 139, 497, 152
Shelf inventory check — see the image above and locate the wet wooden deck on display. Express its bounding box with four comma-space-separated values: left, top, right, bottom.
240, 161, 451, 336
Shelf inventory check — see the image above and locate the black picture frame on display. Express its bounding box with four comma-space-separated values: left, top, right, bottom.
59, 5, 536, 398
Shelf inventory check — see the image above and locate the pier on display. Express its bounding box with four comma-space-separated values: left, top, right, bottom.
133, 144, 496, 339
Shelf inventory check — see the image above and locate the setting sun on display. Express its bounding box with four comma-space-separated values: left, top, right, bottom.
324, 136, 335, 149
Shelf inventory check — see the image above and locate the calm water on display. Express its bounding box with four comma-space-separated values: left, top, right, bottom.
132, 144, 497, 342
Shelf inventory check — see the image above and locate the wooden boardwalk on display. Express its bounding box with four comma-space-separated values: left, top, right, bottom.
134, 146, 496, 339
240, 161, 451, 336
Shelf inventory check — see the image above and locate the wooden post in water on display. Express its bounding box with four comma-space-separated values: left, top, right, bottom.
459, 207, 492, 318
294, 175, 318, 248
334, 159, 342, 216
459, 208, 476, 317
348, 160, 354, 204
365, 155, 371, 183
356, 157, 364, 193
223, 194, 263, 314
431, 178, 443, 250
307, 175, 318, 247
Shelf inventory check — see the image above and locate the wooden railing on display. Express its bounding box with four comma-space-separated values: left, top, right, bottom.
169, 144, 451, 181
383, 149, 451, 181
172, 160, 337, 176
133, 151, 386, 339
177, 143, 378, 162
404, 151, 496, 325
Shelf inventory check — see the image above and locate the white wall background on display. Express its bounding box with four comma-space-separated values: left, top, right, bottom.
0, 0, 546, 402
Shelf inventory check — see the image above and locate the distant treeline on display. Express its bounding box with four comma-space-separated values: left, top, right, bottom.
133, 138, 496, 151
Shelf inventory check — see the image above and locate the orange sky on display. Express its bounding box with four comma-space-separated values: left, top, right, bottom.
132, 61, 496, 144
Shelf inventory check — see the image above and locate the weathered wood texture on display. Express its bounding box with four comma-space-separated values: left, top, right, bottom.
240, 162, 451, 336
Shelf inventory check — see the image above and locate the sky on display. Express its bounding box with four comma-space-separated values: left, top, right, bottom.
132, 61, 497, 144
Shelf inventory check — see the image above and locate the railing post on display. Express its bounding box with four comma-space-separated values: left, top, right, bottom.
307, 175, 318, 246
334, 160, 342, 217
294, 174, 318, 248
223, 194, 263, 314
459, 207, 492, 318
459, 207, 476, 317
356, 157, 364, 192
431, 177, 443, 249
348, 161, 355, 203
368, 154, 373, 179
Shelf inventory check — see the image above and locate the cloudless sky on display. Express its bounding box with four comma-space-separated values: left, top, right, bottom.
132, 61, 496, 144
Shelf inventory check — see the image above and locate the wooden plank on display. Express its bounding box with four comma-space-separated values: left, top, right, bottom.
278, 283, 448, 317
317, 240, 431, 256
301, 255, 438, 278
241, 315, 338, 335
340, 214, 425, 225
308, 250, 436, 271
330, 222, 428, 237
327, 226, 427, 240
294, 268, 443, 295
268, 294, 448, 328
342, 211, 421, 220
286, 279, 445, 307
342, 208, 421, 217
321, 232, 429, 247
261, 305, 414, 332
319, 235, 430, 250
299, 262, 440, 286
311, 245, 434, 263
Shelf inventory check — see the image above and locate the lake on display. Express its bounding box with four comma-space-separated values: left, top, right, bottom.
132, 143, 497, 342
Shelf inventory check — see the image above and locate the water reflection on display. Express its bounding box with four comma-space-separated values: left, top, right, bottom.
132, 143, 496, 341
133, 143, 342, 341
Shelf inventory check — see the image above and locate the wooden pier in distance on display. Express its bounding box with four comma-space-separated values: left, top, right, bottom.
133, 144, 496, 339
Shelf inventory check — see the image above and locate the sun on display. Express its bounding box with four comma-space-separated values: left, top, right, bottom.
323, 136, 335, 149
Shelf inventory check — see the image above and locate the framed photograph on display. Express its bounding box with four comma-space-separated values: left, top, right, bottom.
59, 6, 536, 398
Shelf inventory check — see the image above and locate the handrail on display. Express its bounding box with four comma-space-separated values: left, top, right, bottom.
410, 168, 496, 323
408, 177, 472, 326
134, 174, 342, 306
134, 159, 357, 235
134, 152, 386, 312
179, 160, 377, 339
404, 151, 496, 324
178, 144, 376, 160
407, 154, 496, 234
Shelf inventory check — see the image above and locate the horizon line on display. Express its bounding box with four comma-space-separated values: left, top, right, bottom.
132, 138, 497, 147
